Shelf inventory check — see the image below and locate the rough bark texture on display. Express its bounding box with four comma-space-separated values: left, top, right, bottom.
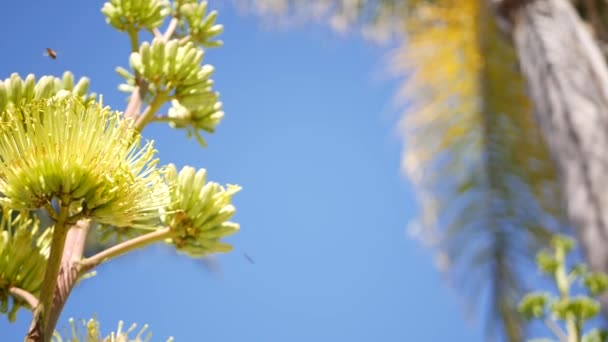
497, 0, 608, 274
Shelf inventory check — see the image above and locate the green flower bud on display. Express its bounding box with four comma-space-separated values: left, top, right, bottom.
101, 0, 170, 32
0, 97, 169, 229
116, 66, 135, 84
34, 76, 57, 100
62, 71, 74, 90
129, 39, 211, 94
73, 77, 90, 97
0, 72, 96, 113
163, 164, 240, 257
118, 83, 136, 93
7, 73, 24, 104
23, 74, 35, 101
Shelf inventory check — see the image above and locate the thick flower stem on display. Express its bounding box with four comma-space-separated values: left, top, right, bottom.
124, 86, 143, 120
127, 29, 139, 53
80, 227, 173, 273
134, 92, 168, 131
43, 220, 91, 338
26, 203, 70, 342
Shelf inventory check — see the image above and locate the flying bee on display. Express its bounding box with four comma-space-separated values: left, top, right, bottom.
243, 253, 255, 264
44, 48, 57, 60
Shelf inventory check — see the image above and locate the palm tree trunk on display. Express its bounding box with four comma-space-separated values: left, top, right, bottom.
494, 0, 608, 275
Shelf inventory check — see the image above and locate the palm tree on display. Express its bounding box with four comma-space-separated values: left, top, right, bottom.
242, 0, 608, 340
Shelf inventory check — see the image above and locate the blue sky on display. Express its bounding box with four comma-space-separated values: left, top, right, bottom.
0, 1, 485, 341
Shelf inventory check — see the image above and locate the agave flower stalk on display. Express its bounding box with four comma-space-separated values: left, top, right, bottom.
118, 37, 223, 142
35, 200, 70, 338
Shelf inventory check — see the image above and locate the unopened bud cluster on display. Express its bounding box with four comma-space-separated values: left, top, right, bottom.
0, 72, 95, 113
102, 0, 170, 32
163, 164, 240, 256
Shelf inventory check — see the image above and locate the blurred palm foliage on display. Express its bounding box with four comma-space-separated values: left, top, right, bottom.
239, 0, 608, 340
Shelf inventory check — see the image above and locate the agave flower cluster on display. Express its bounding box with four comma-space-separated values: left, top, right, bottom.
0, 97, 169, 229
163, 164, 240, 257
117, 37, 223, 145
167, 98, 223, 146
0, 72, 96, 113
102, 0, 170, 32
127, 39, 213, 94
177, 1, 224, 47
0, 209, 50, 321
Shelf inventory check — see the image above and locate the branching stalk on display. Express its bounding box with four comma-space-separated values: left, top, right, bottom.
80, 227, 173, 273
134, 92, 169, 131
163, 17, 179, 41
544, 317, 568, 342
9, 287, 39, 310
152, 28, 163, 39
124, 86, 143, 120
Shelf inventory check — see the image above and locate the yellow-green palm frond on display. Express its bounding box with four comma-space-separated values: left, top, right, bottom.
400, 0, 564, 339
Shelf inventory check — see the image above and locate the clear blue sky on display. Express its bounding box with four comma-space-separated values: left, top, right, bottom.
0, 1, 485, 341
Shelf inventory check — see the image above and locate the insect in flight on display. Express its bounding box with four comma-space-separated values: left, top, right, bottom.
243, 253, 255, 264
44, 48, 58, 60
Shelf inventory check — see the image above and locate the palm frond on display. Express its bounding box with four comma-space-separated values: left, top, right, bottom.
398, 0, 565, 339
244, 0, 568, 339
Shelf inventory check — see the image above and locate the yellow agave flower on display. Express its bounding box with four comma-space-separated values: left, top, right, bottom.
0, 97, 169, 229
163, 164, 240, 257
53, 318, 174, 342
